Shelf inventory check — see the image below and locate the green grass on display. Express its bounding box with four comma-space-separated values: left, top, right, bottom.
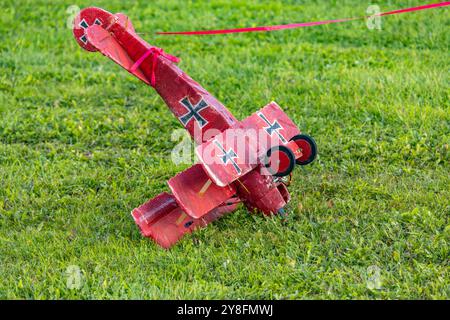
0, 0, 449, 299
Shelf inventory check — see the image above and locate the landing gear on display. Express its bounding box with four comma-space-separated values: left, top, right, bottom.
290, 134, 317, 166
263, 145, 296, 177
263, 134, 317, 177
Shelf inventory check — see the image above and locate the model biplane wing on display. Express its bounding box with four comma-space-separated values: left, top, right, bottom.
240, 102, 301, 154
168, 164, 237, 219
196, 129, 259, 187
131, 192, 238, 248
196, 102, 302, 186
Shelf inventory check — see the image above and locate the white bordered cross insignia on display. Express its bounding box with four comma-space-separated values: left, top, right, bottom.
214, 140, 241, 174
78, 18, 102, 45
178, 97, 209, 128
258, 112, 287, 143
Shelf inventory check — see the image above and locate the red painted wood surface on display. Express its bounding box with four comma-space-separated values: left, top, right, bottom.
73, 7, 311, 248
168, 164, 236, 219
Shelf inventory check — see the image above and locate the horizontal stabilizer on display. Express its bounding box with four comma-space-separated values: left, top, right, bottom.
85, 25, 151, 85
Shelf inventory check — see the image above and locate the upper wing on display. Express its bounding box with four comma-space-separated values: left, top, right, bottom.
168, 163, 237, 219
196, 101, 301, 187
85, 24, 151, 85
239, 101, 301, 156
195, 126, 259, 187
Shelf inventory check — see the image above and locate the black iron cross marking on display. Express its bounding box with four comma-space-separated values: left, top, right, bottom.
78, 18, 102, 45
214, 140, 241, 174
178, 97, 209, 128
258, 112, 287, 143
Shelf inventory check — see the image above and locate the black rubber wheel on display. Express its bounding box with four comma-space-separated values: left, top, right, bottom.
263, 145, 296, 177
290, 134, 317, 166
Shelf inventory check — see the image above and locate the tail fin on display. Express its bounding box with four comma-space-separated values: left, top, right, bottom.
72, 7, 151, 85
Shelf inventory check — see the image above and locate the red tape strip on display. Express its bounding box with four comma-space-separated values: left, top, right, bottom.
130, 47, 180, 87
156, 2, 449, 36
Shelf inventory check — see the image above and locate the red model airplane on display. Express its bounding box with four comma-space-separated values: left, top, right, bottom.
72, 7, 317, 248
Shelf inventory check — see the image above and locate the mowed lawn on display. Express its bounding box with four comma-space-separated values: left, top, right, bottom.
0, 0, 448, 299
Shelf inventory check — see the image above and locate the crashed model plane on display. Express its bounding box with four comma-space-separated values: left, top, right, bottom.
72, 7, 317, 248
